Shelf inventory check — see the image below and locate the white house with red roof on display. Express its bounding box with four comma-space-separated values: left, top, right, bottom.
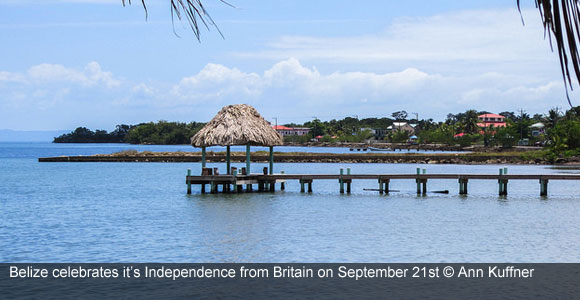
273, 125, 310, 137
477, 113, 507, 128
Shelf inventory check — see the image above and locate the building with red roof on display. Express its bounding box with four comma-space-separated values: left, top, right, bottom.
273, 125, 310, 137
477, 113, 507, 128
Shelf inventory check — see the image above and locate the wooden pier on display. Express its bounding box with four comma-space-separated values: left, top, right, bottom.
186, 167, 580, 196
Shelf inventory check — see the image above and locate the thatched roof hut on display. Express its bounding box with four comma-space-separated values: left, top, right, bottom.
191, 104, 282, 147
191, 104, 283, 177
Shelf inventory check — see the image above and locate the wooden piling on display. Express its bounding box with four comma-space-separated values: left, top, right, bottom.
416, 168, 421, 194
339, 168, 345, 194
540, 179, 549, 196
269, 146, 274, 175
233, 169, 238, 193
346, 168, 351, 194
459, 178, 468, 195
499, 168, 504, 195
300, 179, 305, 193
246, 144, 251, 191
226, 146, 231, 175
201, 147, 206, 169
499, 168, 509, 196
280, 171, 285, 190
308, 181, 313, 193
422, 168, 427, 195
187, 169, 192, 194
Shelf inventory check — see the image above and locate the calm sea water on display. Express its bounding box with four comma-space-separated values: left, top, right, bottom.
1, 142, 580, 262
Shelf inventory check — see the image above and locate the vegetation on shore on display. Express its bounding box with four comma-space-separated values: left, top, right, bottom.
54, 121, 205, 145
54, 106, 580, 163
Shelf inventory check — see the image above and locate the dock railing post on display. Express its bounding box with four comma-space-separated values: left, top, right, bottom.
187, 169, 192, 194
339, 168, 344, 194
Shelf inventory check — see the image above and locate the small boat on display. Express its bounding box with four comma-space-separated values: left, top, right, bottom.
368, 147, 391, 151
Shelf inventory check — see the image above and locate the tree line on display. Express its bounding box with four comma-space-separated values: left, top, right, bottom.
53, 121, 205, 144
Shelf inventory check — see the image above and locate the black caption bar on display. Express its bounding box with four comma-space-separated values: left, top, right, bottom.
1, 264, 577, 299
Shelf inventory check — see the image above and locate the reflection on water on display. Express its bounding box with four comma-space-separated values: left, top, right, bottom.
1, 143, 580, 262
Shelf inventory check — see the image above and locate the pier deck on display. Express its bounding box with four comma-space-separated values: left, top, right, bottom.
186, 169, 580, 196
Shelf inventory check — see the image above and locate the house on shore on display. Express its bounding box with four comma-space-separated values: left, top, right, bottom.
273, 125, 310, 137
387, 122, 416, 134
360, 128, 389, 140
477, 113, 507, 128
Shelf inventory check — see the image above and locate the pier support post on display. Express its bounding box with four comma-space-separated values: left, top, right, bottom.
201, 147, 206, 169
416, 168, 421, 194
378, 179, 384, 194
187, 169, 192, 194
498, 168, 509, 196
422, 168, 427, 195
246, 144, 251, 191
540, 179, 549, 196
300, 180, 305, 193
226, 146, 231, 175
339, 168, 345, 194
210, 181, 217, 194
346, 168, 351, 194
459, 178, 468, 195
233, 169, 238, 193
308, 181, 313, 193
281, 171, 285, 190
498, 168, 503, 195
269, 181, 275, 192
384, 179, 390, 194
269, 146, 274, 175
258, 181, 264, 192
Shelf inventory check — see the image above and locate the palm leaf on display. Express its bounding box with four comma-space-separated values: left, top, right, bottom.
122, 0, 232, 40
519, 0, 580, 106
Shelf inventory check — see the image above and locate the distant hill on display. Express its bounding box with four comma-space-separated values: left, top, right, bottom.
0, 129, 70, 142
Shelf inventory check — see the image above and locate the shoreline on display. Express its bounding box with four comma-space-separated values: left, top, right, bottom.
37, 151, 578, 165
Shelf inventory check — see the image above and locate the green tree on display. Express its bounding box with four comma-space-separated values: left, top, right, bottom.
461, 109, 480, 134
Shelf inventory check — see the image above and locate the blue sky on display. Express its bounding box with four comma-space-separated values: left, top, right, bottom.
0, 0, 570, 130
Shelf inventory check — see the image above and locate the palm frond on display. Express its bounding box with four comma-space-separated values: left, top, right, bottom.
123, 0, 232, 41
520, 0, 580, 106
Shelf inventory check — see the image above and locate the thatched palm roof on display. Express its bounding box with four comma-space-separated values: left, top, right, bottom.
191, 104, 283, 147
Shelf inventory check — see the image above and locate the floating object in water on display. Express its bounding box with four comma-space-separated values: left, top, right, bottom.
363, 188, 400, 192
431, 190, 449, 194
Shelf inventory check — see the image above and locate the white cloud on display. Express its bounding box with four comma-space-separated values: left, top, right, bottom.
0, 7, 572, 130
171, 63, 262, 103
26, 62, 120, 88
233, 9, 558, 78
